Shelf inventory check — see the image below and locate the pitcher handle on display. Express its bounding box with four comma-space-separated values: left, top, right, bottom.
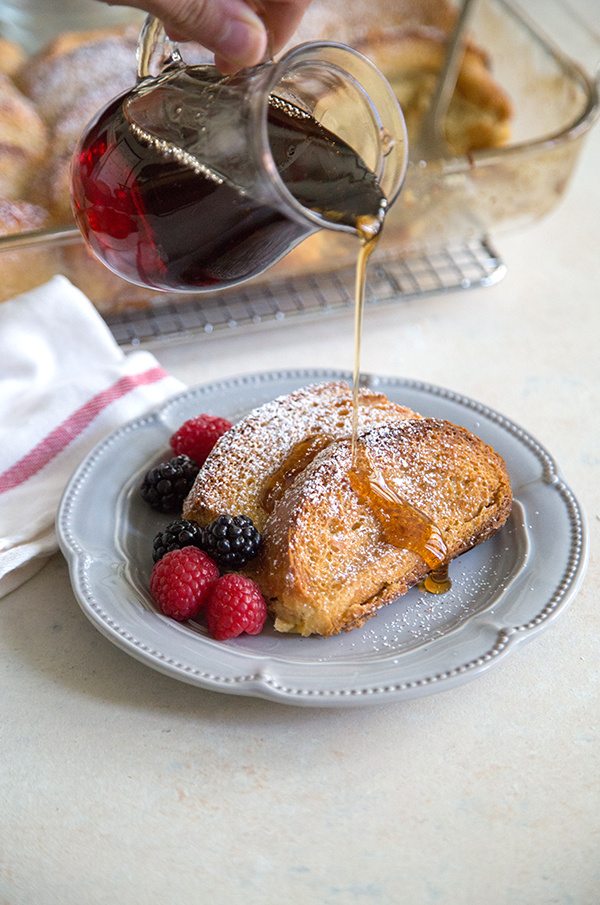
136, 6, 274, 81
136, 15, 183, 80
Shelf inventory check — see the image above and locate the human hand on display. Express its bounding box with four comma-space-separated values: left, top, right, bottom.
102, 0, 313, 72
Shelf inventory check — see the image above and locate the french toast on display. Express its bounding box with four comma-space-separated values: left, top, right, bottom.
182, 381, 421, 532
183, 383, 512, 637
254, 417, 512, 636
0, 74, 48, 201
295, 2, 512, 156
0, 37, 26, 78
293, 0, 458, 45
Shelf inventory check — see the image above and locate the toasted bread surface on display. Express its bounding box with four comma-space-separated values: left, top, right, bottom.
0, 38, 26, 78
183, 382, 420, 532
253, 418, 512, 636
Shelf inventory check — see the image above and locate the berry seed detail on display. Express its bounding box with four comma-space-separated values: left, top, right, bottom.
205, 573, 267, 640
140, 455, 199, 513
152, 518, 205, 563
202, 514, 261, 569
170, 414, 233, 467
150, 547, 219, 621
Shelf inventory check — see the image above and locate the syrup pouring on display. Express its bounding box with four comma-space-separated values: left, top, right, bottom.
70, 17, 449, 589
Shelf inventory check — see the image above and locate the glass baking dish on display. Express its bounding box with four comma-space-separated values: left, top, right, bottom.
0, 0, 598, 312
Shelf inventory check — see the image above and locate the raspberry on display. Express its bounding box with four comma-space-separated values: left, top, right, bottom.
170, 414, 232, 466
150, 547, 219, 621
205, 574, 267, 640
140, 455, 199, 512
202, 514, 261, 569
152, 518, 204, 563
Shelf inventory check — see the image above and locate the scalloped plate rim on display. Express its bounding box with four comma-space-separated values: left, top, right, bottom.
57, 368, 589, 707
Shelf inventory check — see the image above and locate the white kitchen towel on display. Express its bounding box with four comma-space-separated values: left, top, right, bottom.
0, 276, 184, 598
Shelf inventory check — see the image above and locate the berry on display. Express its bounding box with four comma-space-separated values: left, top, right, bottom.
150, 547, 219, 621
140, 454, 199, 512
205, 574, 267, 640
152, 518, 204, 563
169, 413, 232, 466
202, 514, 261, 569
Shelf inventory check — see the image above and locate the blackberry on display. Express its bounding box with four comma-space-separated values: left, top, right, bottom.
152, 518, 205, 563
202, 514, 261, 569
140, 455, 199, 513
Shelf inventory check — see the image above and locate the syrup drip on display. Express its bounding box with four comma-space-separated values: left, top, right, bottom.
261, 434, 333, 514
346, 208, 448, 575
260, 218, 385, 517
421, 564, 452, 594
346, 207, 450, 588
348, 444, 447, 570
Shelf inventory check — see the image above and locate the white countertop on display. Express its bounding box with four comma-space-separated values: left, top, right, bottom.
2, 9, 599, 905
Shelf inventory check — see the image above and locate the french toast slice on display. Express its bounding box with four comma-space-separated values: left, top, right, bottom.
254, 418, 512, 636
182, 381, 420, 532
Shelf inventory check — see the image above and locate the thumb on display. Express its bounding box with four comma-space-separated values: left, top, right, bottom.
122, 0, 268, 69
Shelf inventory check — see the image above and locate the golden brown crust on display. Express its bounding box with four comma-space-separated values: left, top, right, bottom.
254, 417, 512, 636
0, 37, 26, 78
0, 75, 48, 200
295, 2, 512, 156
183, 381, 421, 532
185, 384, 512, 638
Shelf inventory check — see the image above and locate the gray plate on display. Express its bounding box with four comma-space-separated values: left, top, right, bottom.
57, 369, 588, 707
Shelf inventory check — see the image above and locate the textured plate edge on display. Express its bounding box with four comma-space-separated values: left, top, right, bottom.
56, 367, 589, 707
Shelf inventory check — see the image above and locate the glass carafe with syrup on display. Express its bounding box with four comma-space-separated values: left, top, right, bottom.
70, 16, 408, 293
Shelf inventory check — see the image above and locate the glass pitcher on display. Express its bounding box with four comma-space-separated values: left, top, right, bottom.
71, 16, 408, 293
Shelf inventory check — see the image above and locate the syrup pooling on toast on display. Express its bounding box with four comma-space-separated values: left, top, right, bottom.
348, 442, 447, 570
261, 434, 333, 514
347, 213, 451, 584
347, 214, 449, 578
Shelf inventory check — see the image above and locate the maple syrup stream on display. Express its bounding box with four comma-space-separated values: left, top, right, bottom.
260, 211, 450, 584
349, 217, 450, 582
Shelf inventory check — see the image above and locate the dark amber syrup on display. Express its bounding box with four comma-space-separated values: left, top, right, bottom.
420, 565, 452, 594
347, 223, 448, 581
72, 93, 387, 291
348, 444, 447, 570
74, 83, 449, 586
261, 434, 333, 514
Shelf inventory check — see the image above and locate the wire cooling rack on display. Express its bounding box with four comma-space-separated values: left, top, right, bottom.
105, 238, 506, 348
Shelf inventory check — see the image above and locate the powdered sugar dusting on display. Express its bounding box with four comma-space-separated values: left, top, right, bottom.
291, 0, 455, 45
312, 545, 518, 661
21, 34, 139, 126
259, 416, 511, 636
184, 382, 512, 638
184, 381, 418, 529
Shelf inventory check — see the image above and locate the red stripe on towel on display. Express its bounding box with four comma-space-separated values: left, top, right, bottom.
0, 367, 168, 494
